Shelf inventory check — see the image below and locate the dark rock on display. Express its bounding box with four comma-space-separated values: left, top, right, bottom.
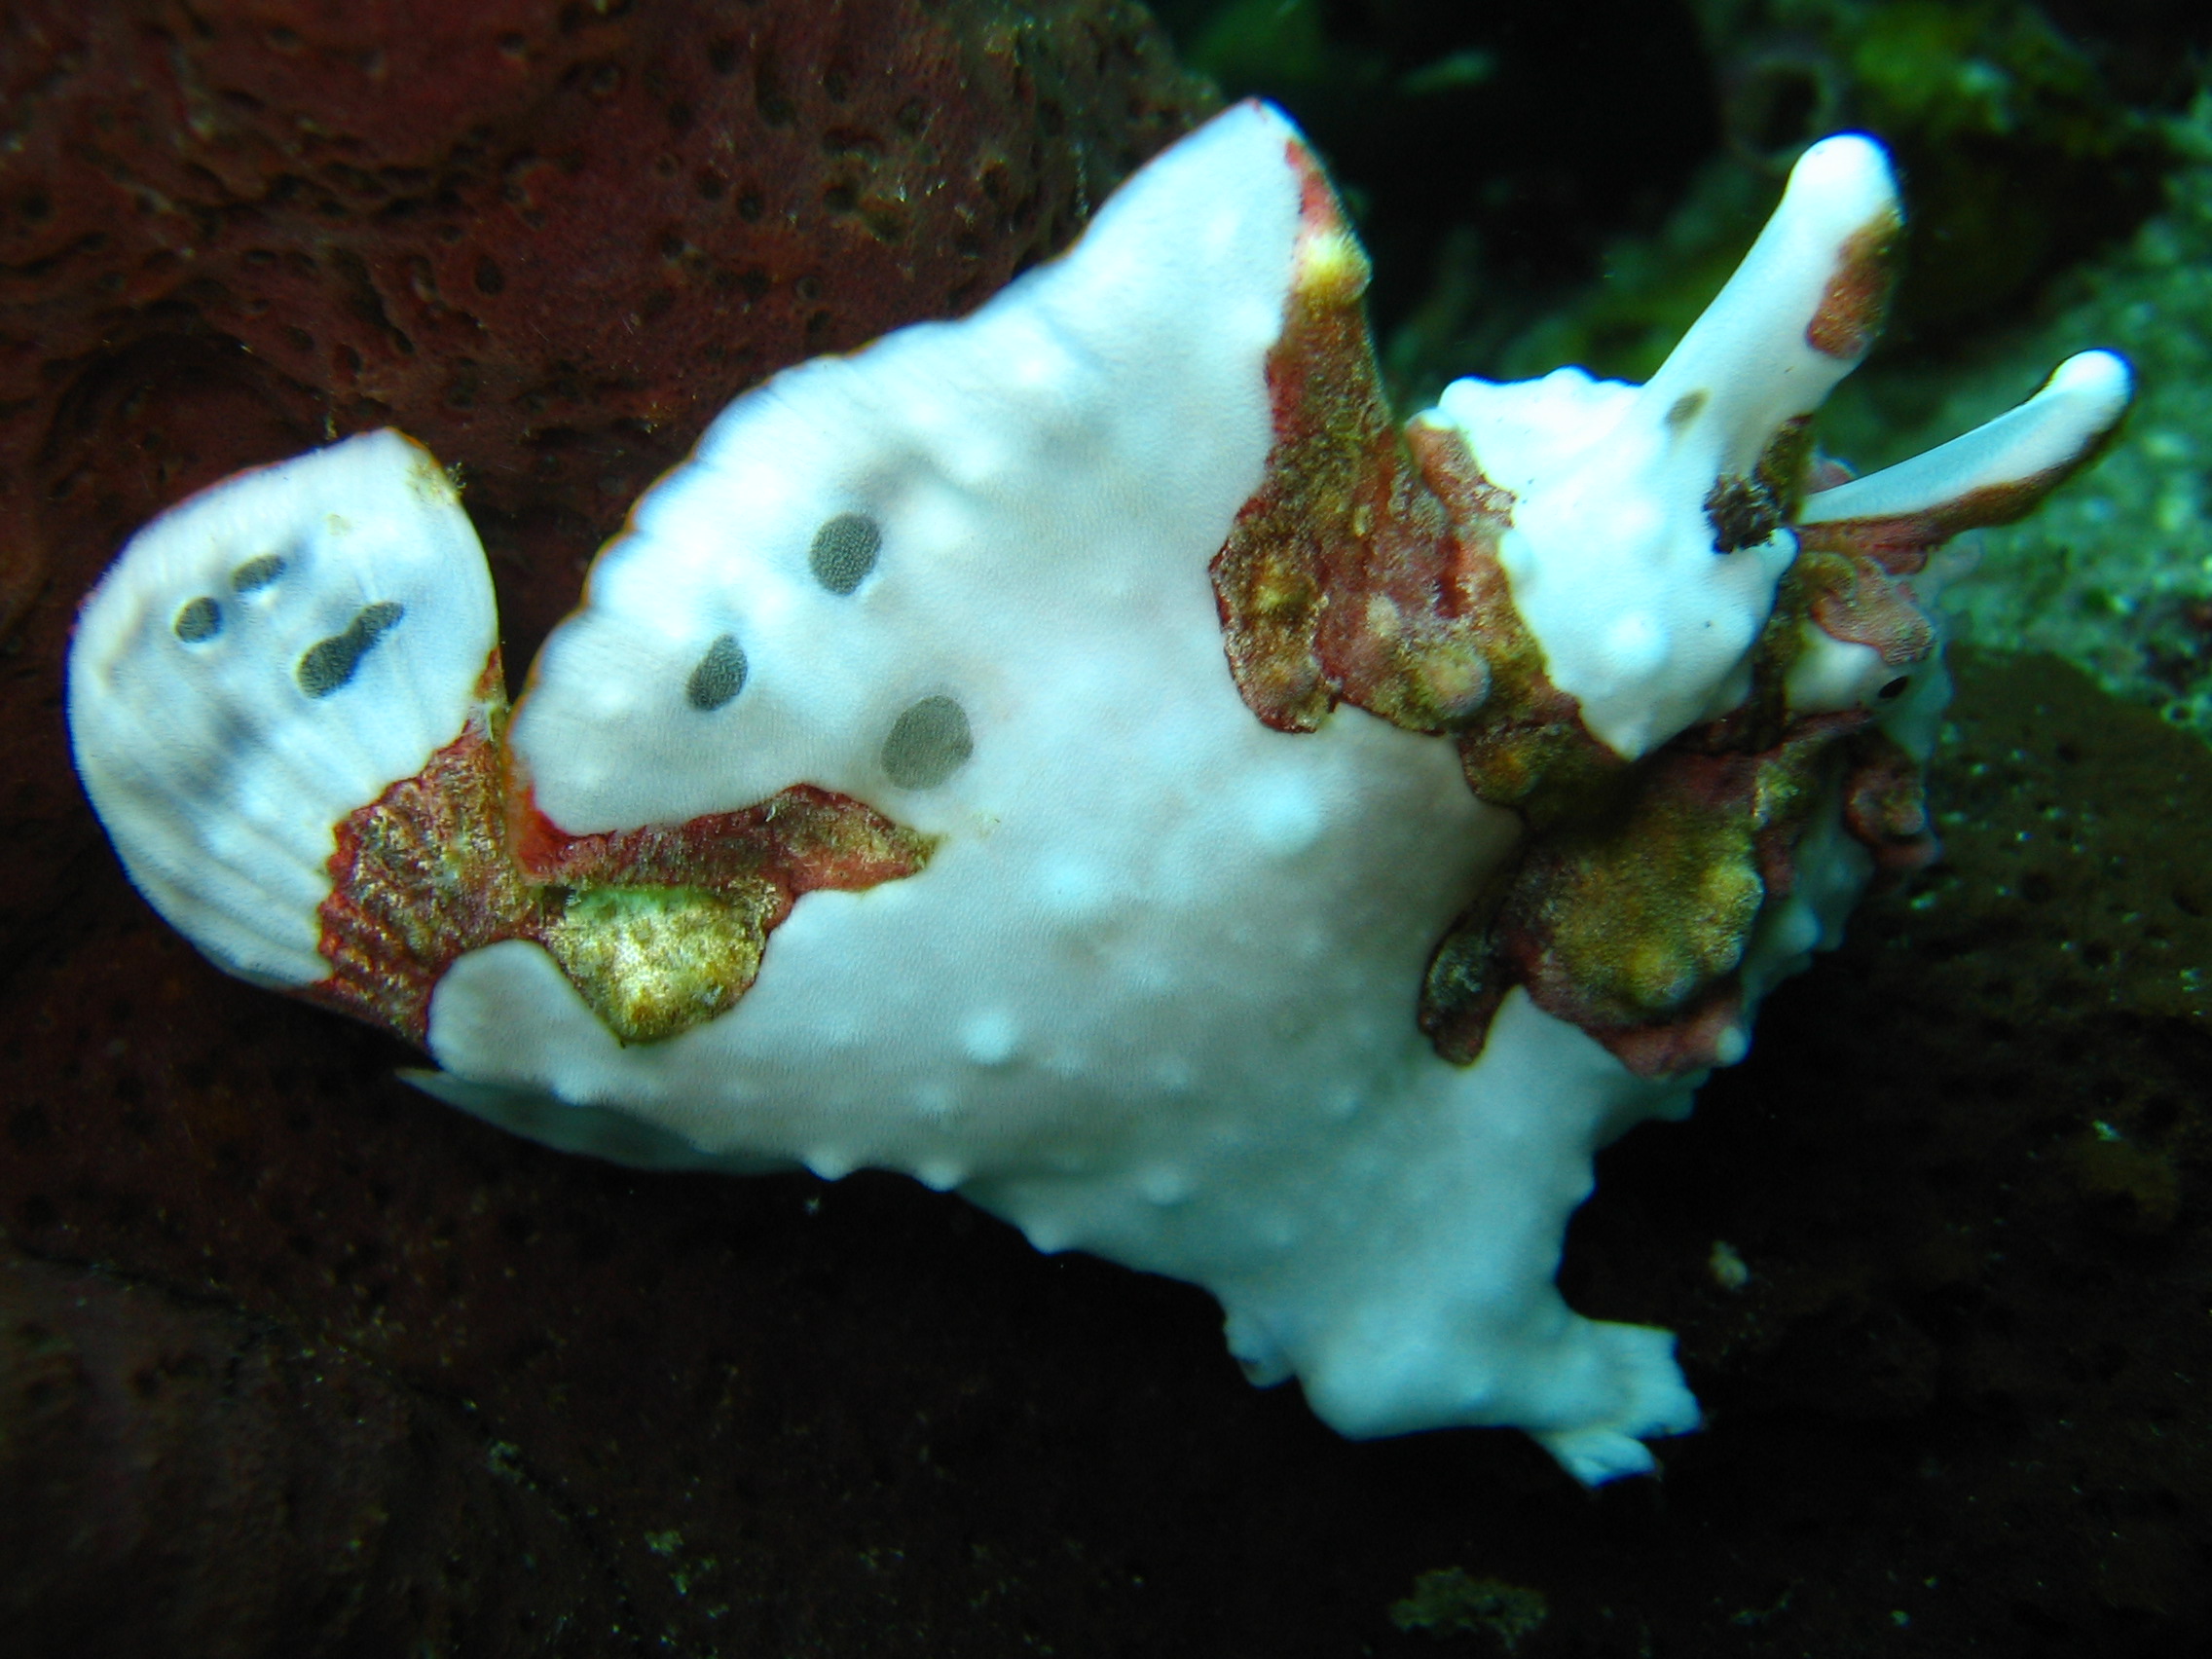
0, 1247, 624, 1655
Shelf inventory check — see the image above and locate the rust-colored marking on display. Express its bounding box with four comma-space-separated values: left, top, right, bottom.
1422, 716, 1887, 1080
309, 649, 930, 1047
1798, 447, 2123, 574
1805, 210, 1900, 360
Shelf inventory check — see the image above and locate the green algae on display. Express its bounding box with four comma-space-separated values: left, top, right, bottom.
1390, 1567, 1549, 1649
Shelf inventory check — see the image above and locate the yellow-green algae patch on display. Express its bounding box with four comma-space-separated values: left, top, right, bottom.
541, 884, 783, 1046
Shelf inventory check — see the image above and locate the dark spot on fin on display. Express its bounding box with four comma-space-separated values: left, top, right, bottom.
231, 554, 287, 593
809, 513, 881, 595
686, 633, 748, 710
882, 694, 972, 789
173, 597, 223, 643
298, 602, 405, 698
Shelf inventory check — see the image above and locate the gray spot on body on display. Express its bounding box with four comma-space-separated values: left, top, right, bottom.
882, 694, 972, 789
686, 633, 748, 710
297, 602, 405, 698
173, 597, 223, 643
809, 512, 881, 595
230, 553, 288, 593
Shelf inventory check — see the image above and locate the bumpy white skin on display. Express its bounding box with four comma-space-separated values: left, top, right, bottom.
67, 104, 2132, 1483
431, 101, 1700, 1482
1431, 137, 1898, 757
1432, 140, 2134, 760
67, 431, 495, 985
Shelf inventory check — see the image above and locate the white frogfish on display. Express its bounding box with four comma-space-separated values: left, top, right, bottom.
67, 102, 2131, 1482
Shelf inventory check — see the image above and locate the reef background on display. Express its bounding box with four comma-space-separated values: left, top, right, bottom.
2, 2, 2208, 1654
